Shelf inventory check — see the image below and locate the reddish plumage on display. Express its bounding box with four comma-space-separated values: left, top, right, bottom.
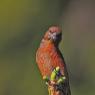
36, 26, 71, 95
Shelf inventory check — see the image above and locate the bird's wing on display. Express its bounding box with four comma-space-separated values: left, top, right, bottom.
36, 50, 53, 77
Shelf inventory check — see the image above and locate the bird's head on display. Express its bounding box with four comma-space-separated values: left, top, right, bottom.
43, 26, 62, 45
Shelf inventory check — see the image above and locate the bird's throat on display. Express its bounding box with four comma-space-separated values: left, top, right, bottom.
40, 39, 59, 49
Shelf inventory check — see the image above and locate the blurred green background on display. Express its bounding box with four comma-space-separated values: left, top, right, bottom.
0, 0, 95, 95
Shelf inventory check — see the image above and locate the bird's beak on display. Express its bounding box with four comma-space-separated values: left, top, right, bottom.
51, 33, 57, 41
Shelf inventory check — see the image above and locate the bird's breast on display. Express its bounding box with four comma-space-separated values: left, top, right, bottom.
36, 43, 65, 76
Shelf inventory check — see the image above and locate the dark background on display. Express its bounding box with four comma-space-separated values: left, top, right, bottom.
0, 0, 95, 95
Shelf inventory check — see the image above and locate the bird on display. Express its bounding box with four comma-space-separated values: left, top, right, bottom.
36, 26, 71, 95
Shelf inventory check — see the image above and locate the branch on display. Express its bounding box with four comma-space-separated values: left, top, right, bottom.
43, 66, 71, 95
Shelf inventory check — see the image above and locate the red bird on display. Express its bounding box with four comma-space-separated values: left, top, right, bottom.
36, 26, 71, 95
